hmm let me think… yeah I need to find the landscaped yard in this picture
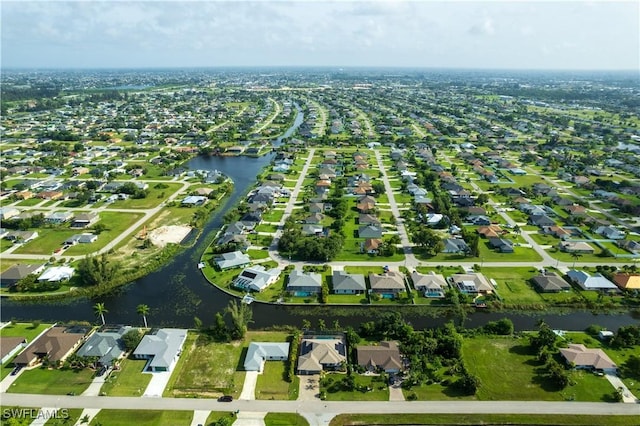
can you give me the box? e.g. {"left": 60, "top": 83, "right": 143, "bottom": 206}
{"left": 265, "top": 413, "right": 310, "bottom": 426}
{"left": 89, "top": 410, "right": 193, "bottom": 426}
{"left": 8, "top": 367, "right": 95, "bottom": 395}
{"left": 0, "top": 322, "right": 52, "bottom": 380}
{"left": 462, "top": 337, "right": 616, "bottom": 401}
{"left": 255, "top": 360, "right": 299, "bottom": 400}
{"left": 45, "top": 408, "right": 83, "bottom": 426}
{"left": 321, "top": 373, "right": 389, "bottom": 401}
{"left": 100, "top": 357, "right": 151, "bottom": 396}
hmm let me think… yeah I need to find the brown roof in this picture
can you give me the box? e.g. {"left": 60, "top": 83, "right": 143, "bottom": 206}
{"left": 477, "top": 225, "right": 503, "bottom": 238}
{"left": 612, "top": 274, "right": 640, "bottom": 290}
{"left": 0, "top": 336, "right": 27, "bottom": 360}
{"left": 356, "top": 341, "right": 402, "bottom": 372}
{"left": 13, "top": 326, "right": 86, "bottom": 366}
{"left": 364, "top": 239, "right": 382, "bottom": 251}
{"left": 559, "top": 344, "right": 616, "bottom": 370}
{"left": 369, "top": 272, "right": 405, "bottom": 291}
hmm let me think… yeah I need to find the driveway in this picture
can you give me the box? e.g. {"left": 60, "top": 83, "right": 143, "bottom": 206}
{"left": 233, "top": 411, "right": 267, "bottom": 426}
{"left": 240, "top": 370, "right": 259, "bottom": 400}
{"left": 81, "top": 368, "right": 111, "bottom": 396}
{"left": 298, "top": 375, "right": 320, "bottom": 401}
{"left": 142, "top": 371, "right": 172, "bottom": 397}
{"left": 605, "top": 373, "right": 639, "bottom": 403}
{"left": 190, "top": 410, "right": 210, "bottom": 426}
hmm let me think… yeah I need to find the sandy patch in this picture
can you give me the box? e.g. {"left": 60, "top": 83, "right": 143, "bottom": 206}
{"left": 149, "top": 225, "right": 192, "bottom": 247}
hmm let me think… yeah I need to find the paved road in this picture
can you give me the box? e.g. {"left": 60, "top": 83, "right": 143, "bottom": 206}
{"left": 2, "top": 394, "right": 638, "bottom": 416}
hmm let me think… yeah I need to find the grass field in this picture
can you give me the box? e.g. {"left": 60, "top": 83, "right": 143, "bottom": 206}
{"left": 8, "top": 367, "right": 95, "bottom": 395}
{"left": 329, "top": 414, "right": 640, "bottom": 426}
{"left": 89, "top": 410, "right": 193, "bottom": 426}
{"left": 462, "top": 337, "right": 615, "bottom": 401}
{"left": 481, "top": 267, "right": 544, "bottom": 304}
{"left": 100, "top": 358, "right": 151, "bottom": 396}
{"left": 265, "top": 413, "right": 310, "bottom": 426}
{"left": 164, "top": 332, "right": 245, "bottom": 398}
{"left": 44, "top": 408, "right": 83, "bottom": 426}
{"left": 104, "top": 182, "right": 184, "bottom": 209}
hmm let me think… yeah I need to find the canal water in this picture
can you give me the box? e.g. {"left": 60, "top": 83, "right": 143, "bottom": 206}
{"left": 1, "top": 104, "right": 638, "bottom": 332}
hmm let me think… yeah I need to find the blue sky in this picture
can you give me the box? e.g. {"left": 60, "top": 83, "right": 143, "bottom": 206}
{"left": 2, "top": 1, "right": 638, "bottom": 70}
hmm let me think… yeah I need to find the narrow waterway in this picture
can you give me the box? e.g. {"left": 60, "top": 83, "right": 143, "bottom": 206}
{"left": 1, "top": 103, "right": 638, "bottom": 331}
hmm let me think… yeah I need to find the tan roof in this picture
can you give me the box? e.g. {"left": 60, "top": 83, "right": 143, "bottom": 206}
{"left": 559, "top": 344, "right": 616, "bottom": 370}
{"left": 13, "top": 326, "right": 86, "bottom": 366}
{"left": 356, "top": 341, "right": 402, "bottom": 371}
{"left": 369, "top": 272, "right": 405, "bottom": 290}
{"left": 612, "top": 274, "right": 640, "bottom": 290}
{"left": 477, "top": 225, "right": 502, "bottom": 238}
{"left": 297, "top": 338, "right": 346, "bottom": 372}
{"left": 364, "top": 239, "right": 382, "bottom": 251}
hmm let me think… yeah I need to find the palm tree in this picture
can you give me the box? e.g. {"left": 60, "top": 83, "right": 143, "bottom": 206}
{"left": 93, "top": 302, "right": 108, "bottom": 326}
{"left": 137, "top": 304, "right": 149, "bottom": 328}
{"left": 570, "top": 252, "right": 582, "bottom": 268}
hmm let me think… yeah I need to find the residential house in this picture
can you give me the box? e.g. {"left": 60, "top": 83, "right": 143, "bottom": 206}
{"left": 566, "top": 270, "right": 618, "bottom": 292}
{"left": 181, "top": 195, "right": 208, "bottom": 207}
{"left": 559, "top": 344, "right": 616, "bottom": 373}
{"left": 362, "top": 238, "right": 382, "bottom": 254}
{"left": 488, "top": 237, "right": 514, "bottom": 253}
{"left": 71, "top": 212, "right": 99, "bottom": 229}
{"left": 233, "top": 265, "right": 281, "bottom": 292}
{"left": 411, "top": 271, "right": 447, "bottom": 298}
{"left": 304, "top": 213, "right": 323, "bottom": 224}
{"left": 356, "top": 341, "right": 403, "bottom": 373}
{"left": 542, "top": 225, "right": 572, "bottom": 240}
{"left": 286, "top": 270, "right": 323, "bottom": 295}
{"left": 358, "top": 225, "right": 382, "bottom": 239}
{"left": 297, "top": 335, "right": 347, "bottom": 374}
{"left": 133, "top": 328, "right": 188, "bottom": 372}
{"left": 4, "top": 230, "right": 39, "bottom": 243}
{"left": 449, "top": 273, "right": 495, "bottom": 294}
{"left": 215, "top": 251, "right": 251, "bottom": 270}
{"left": 0, "top": 263, "right": 46, "bottom": 287}
{"left": 558, "top": 241, "right": 595, "bottom": 254}
{"left": 356, "top": 198, "right": 376, "bottom": 214}
{"left": 64, "top": 234, "right": 98, "bottom": 245}
{"left": 0, "top": 337, "right": 27, "bottom": 365}
{"left": 243, "top": 342, "right": 290, "bottom": 372}
{"left": 45, "top": 211, "right": 74, "bottom": 224}
{"left": 617, "top": 239, "right": 640, "bottom": 254}
{"left": 13, "top": 326, "right": 88, "bottom": 367}
{"left": 358, "top": 214, "right": 381, "bottom": 227}
{"left": 531, "top": 272, "right": 571, "bottom": 293}
{"left": 302, "top": 224, "right": 324, "bottom": 236}
{"left": 332, "top": 271, "right": 366, "bottom": 294}
{"left": 594, "top": 226, "right": 625, "bottom": 240}
{"left": 477, "top": 225, "right": 503, "bottom": 238}
{"left": 564, "top": 205, "right": 587, "bottom": 216}
{"left": 442, "top": 238, "right": 470, "bottom": 254}
{"left": 0, "top": 207, "right": 20, "bottom": 221}
{"left": 368, "top": 272, "right": 406, "bottom": 297}
{"left": 76, "top": 326, "right": 133, "bottom": 367}
{"left": 529, "top": 214, "right": 556, "bottom": 228}
{"left": 612, "top": 274, "right": 640, "bottom": 291}
{"left": 37, "top": 266, "right": 74, "bottom": 283}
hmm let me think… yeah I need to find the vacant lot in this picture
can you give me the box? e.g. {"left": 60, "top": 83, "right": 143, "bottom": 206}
{"left": 255, "top": 360, "right": 299, "bottom": 400}
{"left": 8, "top": 367, "right": 94, "bottom": 395}
{"left": 321, "top": 373, "right": 389, "bottom": 401}
{"left": 164, "top": 332, "right": 245, "bottom": 398}
{"left": 89, "top": 410, "right": 192, "bottom": 426}
{"left": 329, "top": 414, "right": 640, "bottom": 426}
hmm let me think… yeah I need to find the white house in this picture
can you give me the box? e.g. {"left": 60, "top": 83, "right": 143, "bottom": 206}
{"left": 233, "top": 265, "right": 281, "bottom": 292}
{"left": 214, "top": 251, "right": 251, "bottom": 270}
{"left": 132, "top": 328, "right": 188, "bottom": 372}
{"left": 243, "top": 342, "right": 290, "bottom": 372}
{"left": 37, "top": 266, "right": 74, "bottom": 283}
{"left": 566, "top": 270, "right": 618, "bottom": 292}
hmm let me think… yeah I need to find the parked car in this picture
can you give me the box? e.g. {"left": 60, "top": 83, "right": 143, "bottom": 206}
{"left": 218, "top": 395, "right": 233, "bottom": 402}
{"left": 10, "top": 366, "right": 22, "bottom": 376}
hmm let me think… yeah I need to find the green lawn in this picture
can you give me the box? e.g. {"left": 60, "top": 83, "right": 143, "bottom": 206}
{"left": 8, "top": 367, "right": 95, "bottom": 395}
{"left": 255, "top": 361, "right": 299, "bottom": 400}
{"left": 262, "top": 209, "right": 285, "bottom": 222}
{"left": 164, "top": 332, "right": 245, "bottom": 398}
{"left": 100, "top": 357, "right": 151, "bottom": 396}
{"left": 462, "top": 337, "right": 615, "bottom": 401}
{"left": 45, "top": 408, "right": 83, "bottom": 426}
{"left": 330, "top": 414, "right": 640, "bottom": 426}
{"left": 322, "top": 373, "right": 389, "bottom": 401}
{"left": 89, "top": 410, "right": 193, "bottom": 426}
{"left": 481, "top": 267, "right": 544, "bottom": 304}
{"left": 265, "top": 413, "right": 310, "bottom": 426}
{"left": 104, "top": 182, "right": 184, "bottom": 209}
{"left": 248, "top": 249, "right": 271, "bottom": 260}
{"left": 13, "top": 212, "right": 143, "bottom": 255}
